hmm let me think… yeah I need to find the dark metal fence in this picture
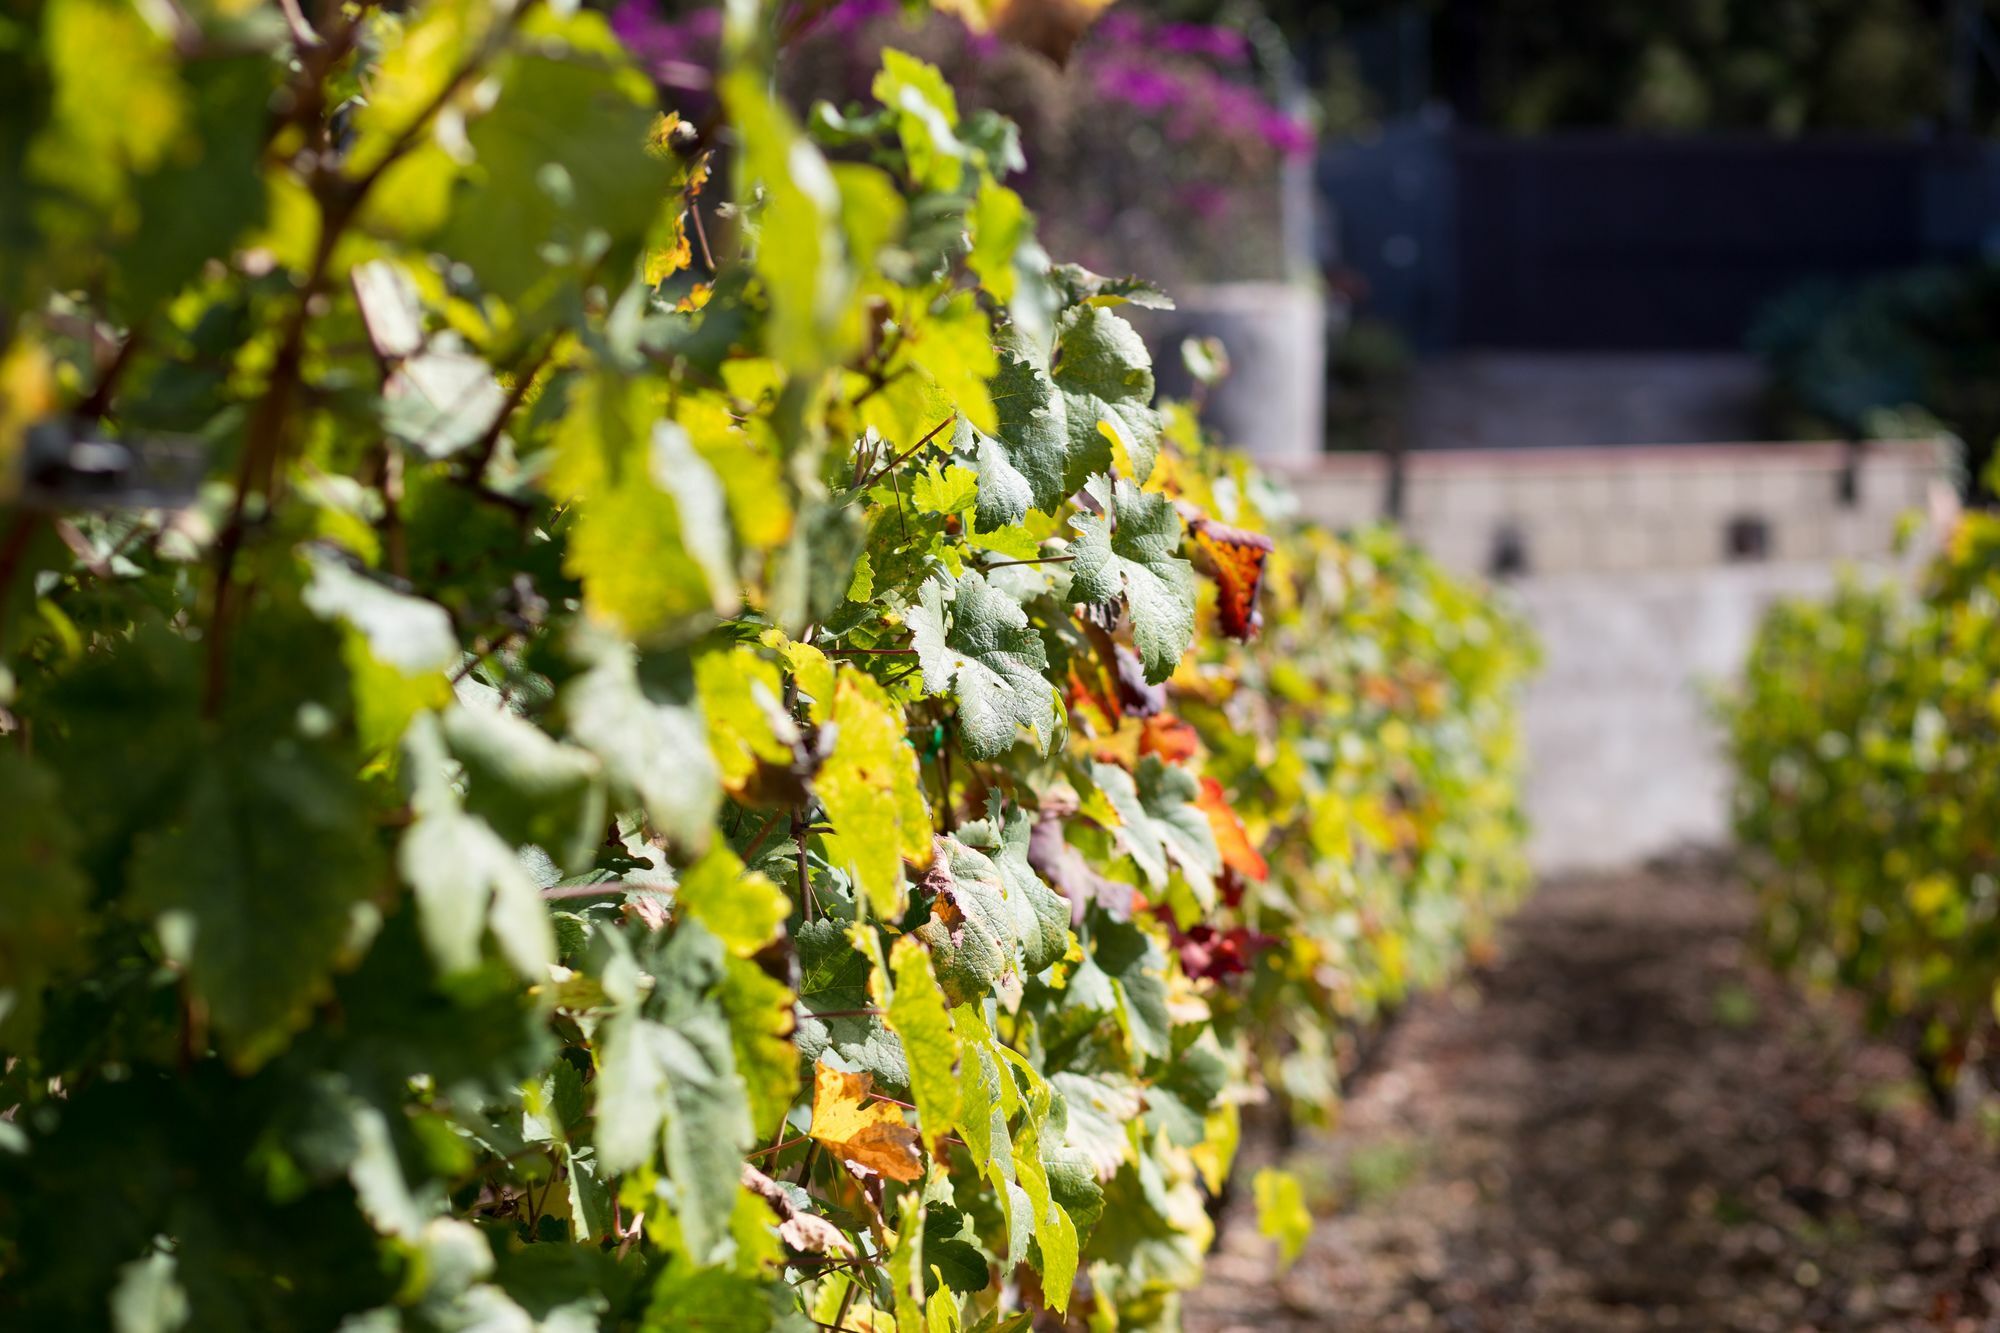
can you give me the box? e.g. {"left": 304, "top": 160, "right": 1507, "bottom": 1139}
{"left": 1323, "top": 124, "right": 2000, "bottom": 352}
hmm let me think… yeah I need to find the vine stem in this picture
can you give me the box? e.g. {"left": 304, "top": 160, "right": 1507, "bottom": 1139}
{"left": 461, "top": 335, "right": 558, "bottom": 484}
{"left": 74, "top": 326, "right": 145, "bottom": 423}
{"left": 853, "top": 415, "right": 953, "bottom": 492}
{"left": 0, "top": 512, "right": 45, "bottom": 656}
{"left": 203, "top": 0, "right": 538, "bottom": 717}
{"left": 743, "top": 1134, "right": 810, "bottom": 1160}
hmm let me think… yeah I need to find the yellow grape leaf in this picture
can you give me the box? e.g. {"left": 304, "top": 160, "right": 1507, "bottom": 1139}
{"left": 886, "top": 936, "right": 961, "bottom": 1152}
{"left": 682, "top": 393, "right": 793, "bottom": 551}
{"left": 760, "top": 629, "right": 837, "bottom": 726}
{"left": 677, "top": 845, "right": 788, "bottom": 957}
{"left": 808, "top": 1063, "right": 923, "bottom": 1182}
{"left": 0, "top": 335, "right": 55, "bottom": 485}
{"left": 1253, "top": 1167, "right": 1312, "bottom": 1269}
{"left": 818, "top": 671, "right": 933, "bottom": 919}
{"left": 694, "top": 644, "right": 794, "bottom": 794}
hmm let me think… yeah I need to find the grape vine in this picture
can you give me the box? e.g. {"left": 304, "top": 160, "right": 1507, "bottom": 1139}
{"left": 1729, "top": 500, "right": 2000, "bottom": 1095}
{"left": 0, "top": 2, "right": 1533, "bottom": 1328}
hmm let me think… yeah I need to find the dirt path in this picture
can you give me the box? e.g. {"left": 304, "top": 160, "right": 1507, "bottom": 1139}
{"left": 1189, "top": 864, "right": 2000, "bottom": 1332}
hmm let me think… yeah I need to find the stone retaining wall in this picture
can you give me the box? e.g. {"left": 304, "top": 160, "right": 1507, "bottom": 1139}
{"left": 1272, "top": 441, "right": 1956, "bottom": 872}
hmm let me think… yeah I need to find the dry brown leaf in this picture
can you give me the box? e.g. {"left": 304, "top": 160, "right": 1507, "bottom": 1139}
{"left": 740, "top": 1163, "right": 858, "bottom": 1257}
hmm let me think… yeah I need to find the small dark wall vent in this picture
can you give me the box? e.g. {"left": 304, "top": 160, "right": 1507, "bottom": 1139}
{"left": 1489, "top": 523, "right": 1530, "bottom": 579}
{"left": 1725, "top": 514, "right": 1771, "bottom": 562}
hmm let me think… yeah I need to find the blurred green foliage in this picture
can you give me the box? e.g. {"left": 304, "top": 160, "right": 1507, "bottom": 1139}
{"left": 1727, "top": 502, "right": 2000, "bottom": 1091}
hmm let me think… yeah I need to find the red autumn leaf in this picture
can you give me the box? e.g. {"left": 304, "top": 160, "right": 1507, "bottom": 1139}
{"left": 1171, "top": 923, "right": 1273, "bottom": 982}
{"left": 1196, "top": 776, "right": 1268, "bottom": 883}
{"left": 1187, "top": 515, "right": 1274, "bottom": 641}
{"left": 1138, "top": 714, "right": 1201, "bottom": 765}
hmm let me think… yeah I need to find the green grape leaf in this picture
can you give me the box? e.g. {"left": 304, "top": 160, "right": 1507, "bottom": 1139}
{"left": 1052, "top": 306, "right": 1164, "bottom": 484}
{"left": 818, "top": 670, "right": 933, "bottom": 920}
{"left": 967, "top": 179, "right": 1030, "bottom": 306}
{"left": 920, "top": 1205, "right": 991, "bottom": 1295}
{"left": 887, "top": 935, "right": 961, "bottom": 1152}
{"left": 909, "top": 572, "right": 1062, "bottom": 761}
{"left": 594, "top": 924, "right": 750, "bottom": 1264}
{"left": 128, "top": 742, "right": 385, "bottom": 1071}
{"left": 1089, "top": 761, "right": 1165, "bottom": 888}
{"left": 549, "top": 375, "right": 736, "bottom": 639}
{"left": 443, "top": 702, "right": 607, "bottom": 873}
{"left": 1091, "top": 918, "right": 1172, "bottom": 1062}
{"left": 400, "top": 714, "right": 555, "bottom": 982}
{"left": 718, "top": 954, "right": 799, "bottom": 1134}
{"left": 969, "top": 353, "right": 1069, "bottom": 527}
{"left": 301, "top": 550, "right": 458, "bottom": 676}
{"left": 796, "top": 919, "right": 909, "bottom": 1093}
{"left": 913, "top": 461, "right": 981, "bottom": 517}
{"left": 381, "top": 338, "right": 508, "bottom": 461}
{"left": 955, "top": 801, "right": 1070, "bottom": 974}
{"left": 1068, "top": 480, "right": 1196, "bottom": 686}
{"left": 908, "top": 826, "right": 1063, "bottom": 1008}
{"left": 1088, "top": 756, "right": 1217, "bottom": 898}
{"left": 438, "top": 15, "right": 669, "bottom": 308}
{"left": 0, "top": 752, "right": 90, "bottom": 1047}
{"left": 1045, "top": 1144, "right": 1108, "bottom": 1233}
{"left": 723, "top": 70, "right": 852, "bottom": 374}
{"left": 905, "top": 291, "right": 998, "bottom": 436}
{"left": 1048, "top": 1070, "right": 1140, "bottom": 1181}
{"left": 645, "top": 1260, "right": 784, "bottom": 1332}
{"left": 694, "top": 644, "right": 797, "bottom": 795}
{"left": 1011, "top": 1095, "right": 1079, "bottom": 1311}
{"left": 563, "top": 638, "right": 721, "bottom": 851}
{"left": 872, "top": 49, "right": 966, "bottom": 194}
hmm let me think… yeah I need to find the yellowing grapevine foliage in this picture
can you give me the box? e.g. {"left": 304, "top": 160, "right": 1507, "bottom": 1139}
{"left": 1729, "top": 506, "right": 2000, "bottom": 1090}
{"left": 0, "top": 2, "right": 1533, "bottom": 1328}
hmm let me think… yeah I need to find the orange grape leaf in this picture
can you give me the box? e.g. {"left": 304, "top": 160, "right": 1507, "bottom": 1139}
{"left": 1187, "top": 515, "right": 1274, "bottom": 641}
{"left": 1138, "top": 714, "right": 1200, "bottom": 765}
{"left": 808, "top": 1062, "right": 924, "bottom": 1182}
{"left": 1196, "top": 776, "right": 1268, "bottom": 883}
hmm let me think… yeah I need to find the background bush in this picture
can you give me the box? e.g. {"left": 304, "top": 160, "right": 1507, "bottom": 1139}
{"left": 1728, "top": 501, "right": 2000, "bottom": 1094}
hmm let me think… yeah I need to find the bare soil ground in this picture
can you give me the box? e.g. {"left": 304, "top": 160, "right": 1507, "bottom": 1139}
{"left": 1188, "top": 864, "right": 2000, "bottom": 1333}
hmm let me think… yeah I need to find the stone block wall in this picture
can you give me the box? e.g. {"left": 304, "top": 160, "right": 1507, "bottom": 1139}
{"left": 1271, "top": 441, "right": 1955, "bottom": 872}
{"left": 1274, "top": 440, "right": 1950, "bottom": 581}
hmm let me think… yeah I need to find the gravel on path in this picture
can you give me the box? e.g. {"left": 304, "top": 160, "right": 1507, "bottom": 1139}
{"left": 1188, "top": 864, "right": 2000, "bottom": 1333}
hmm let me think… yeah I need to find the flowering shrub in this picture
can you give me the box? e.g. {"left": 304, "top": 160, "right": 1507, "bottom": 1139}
{"left": 611, "top": 0, "right": 1316, "bottom": 286}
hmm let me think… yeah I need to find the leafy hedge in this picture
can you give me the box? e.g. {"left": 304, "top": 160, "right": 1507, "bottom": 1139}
{"left": 1728, "top": 508, "right": 2000, "bottom": 1089}
{"left": 0, "top": 1, "right": 1532, "bottom": 1328}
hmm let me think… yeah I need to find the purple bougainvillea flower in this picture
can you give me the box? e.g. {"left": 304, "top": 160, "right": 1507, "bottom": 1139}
{"left": 610, "top": 0, "right": 680, "bottom": 62}
{"left": 1093, "top": 12, "right": 1146, "bottom": 46}
{"left": 1093, "top": 60, "right": 1185, "bottom": 113}
{"left": 1258, "top": 111, "right": 1315, "bottom": 156}
{"left": 1155, "top": 22, "right": 1250, "bottom": 64}
{"left": 1176, "top": 181, "right": 1232, "bottom": 221}
{"left": 825, "top": 0, "right": 898, "bottom": 34}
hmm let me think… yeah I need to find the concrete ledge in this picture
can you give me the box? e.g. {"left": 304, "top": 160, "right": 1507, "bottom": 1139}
{"left": 1270, "top": 439, "right": 1952, "bottom": 578}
